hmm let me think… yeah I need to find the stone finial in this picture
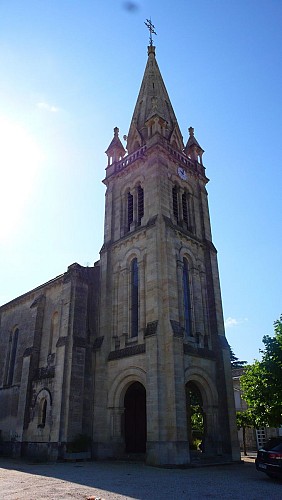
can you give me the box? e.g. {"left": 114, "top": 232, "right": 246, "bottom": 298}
{"left": 148, "top": 45, "right": 156, "bottom": 56}
{"left": 184, "top": 126, "right": 204, "bottom": 164}
{"left": 105, "top": 126, "right": 126, "bottom": 166}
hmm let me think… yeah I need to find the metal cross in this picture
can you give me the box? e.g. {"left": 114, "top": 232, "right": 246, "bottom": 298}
{"left": 145, "top": 18, "right": 157, "bottom": 46}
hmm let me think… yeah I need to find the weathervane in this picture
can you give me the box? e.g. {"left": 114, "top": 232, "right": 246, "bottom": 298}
{"left": 145, "top": 18, "right": 157, "bottom": 46}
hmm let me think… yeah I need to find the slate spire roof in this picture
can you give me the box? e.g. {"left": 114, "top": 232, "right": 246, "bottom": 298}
{"left": 126, "top": 45, "right": 184, "bottom": 154}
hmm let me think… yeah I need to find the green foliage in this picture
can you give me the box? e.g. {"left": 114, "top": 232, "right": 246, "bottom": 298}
{"left": 230, "top": 347, "right": 247, "bottom": 368}
{"left": 190, "top": 438, "right": 202, "bottom": 450}
{"left": 240, "top": 315, "right": 282, "bottom": 428}
{"left": 236, "top": 410, "right": 254, "bottom": 430}
{"left": 191, "top": 405, "right": 204, "bottom": 434}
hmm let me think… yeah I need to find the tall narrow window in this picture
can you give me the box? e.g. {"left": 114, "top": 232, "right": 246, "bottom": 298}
{"left": 49, "top": 312, "right": 59, "bottom": 354}
{"left": 172, "top": 186, "right": 179, "bottom": 223}
{"left": 182, "top": 193, "right": 188, "bottom": 226}
{"left": 183, "top": 259, "right": 191, "bottom": 336}
{"left": 38, "top": 398, "right": 47, "bottom": 428}
{"left": 137, "top": 185, "right": 144, "bottom": 226}
{"left": 131, "top": 258, "right": 139, "bottom": 337}
{"left": 127, "top": 192, "right": 133, "bottom": 231}
{"left": 6, "top": 328, "right": 19, "bottom": 386}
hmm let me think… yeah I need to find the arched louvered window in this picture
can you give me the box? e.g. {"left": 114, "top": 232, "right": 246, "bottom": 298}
{"left": 126, "top": 186, "right": 144, "bottom": 232}
{"left": 131, "top": 258, "right": 139, "bottom": 337}
{"left": 182, "top": 192, "right": 188, "bottom": 226}
{"left": 172, "top": 186, "right": 179, "bottom": 223}
{"left": 6, "top": 328, "right": 19, "bottom": 386}
{"left": 183, "top": 259, "right": 191, "bottom": 336}
{"left": 127, "top": 192, "right": 133, "bottom": 231}
{"left": 137, "top": 185, "right": 144, "bottom": 226}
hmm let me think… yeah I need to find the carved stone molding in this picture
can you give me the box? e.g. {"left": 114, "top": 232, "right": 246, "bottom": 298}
{"left": 108, "top": 343, "right": 145, "bottom": 361}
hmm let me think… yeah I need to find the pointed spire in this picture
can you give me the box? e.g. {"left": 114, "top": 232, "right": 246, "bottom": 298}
{"left": 126, "top": 45, "right": 184, "bottom": 154}
{"left": 105, "top": 127, "right": 126, "bottom": 166}
{"left": 184, "top": 127, "right": 204, "bottom": 164}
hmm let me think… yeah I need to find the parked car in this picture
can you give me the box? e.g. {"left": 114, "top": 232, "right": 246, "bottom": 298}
{"left": 255, "top": 437, "right": 282, "bottom": 479}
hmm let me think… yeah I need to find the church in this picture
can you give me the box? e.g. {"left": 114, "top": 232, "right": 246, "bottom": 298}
{"left": 0, "top": 37, "right": 240, "bottom": 465}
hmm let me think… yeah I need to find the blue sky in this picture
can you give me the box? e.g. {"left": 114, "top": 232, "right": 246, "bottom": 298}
{"left": 0, "top": 0, "right": 281, "bottom": 364}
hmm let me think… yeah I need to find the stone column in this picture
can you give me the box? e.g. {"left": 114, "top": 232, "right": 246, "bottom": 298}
{"left": 203, "top": 405, "right": 220, "bottom": 456}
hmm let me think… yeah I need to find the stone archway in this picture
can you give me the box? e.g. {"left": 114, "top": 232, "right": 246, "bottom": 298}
{"left": 186, "top": 381, "right": 205, "bottom": 451}
{"left": 185, "top": 368, "right": 219, "bottom": 457}
{"left": 124, "top": 381, "right": 146, "bottom": 453}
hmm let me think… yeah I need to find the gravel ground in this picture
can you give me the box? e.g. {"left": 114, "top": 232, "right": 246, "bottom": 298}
{"left": 0, "top": 456, "right": 281, "bottom": 500}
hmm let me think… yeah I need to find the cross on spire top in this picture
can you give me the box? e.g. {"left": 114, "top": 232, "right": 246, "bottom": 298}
{"left": 145, "top": 18, "right": 157, "bottom": 46}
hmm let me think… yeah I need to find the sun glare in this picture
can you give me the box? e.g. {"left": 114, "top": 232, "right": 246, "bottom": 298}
{"left": 0, "top": 116, "right": 43, "bottom": 242}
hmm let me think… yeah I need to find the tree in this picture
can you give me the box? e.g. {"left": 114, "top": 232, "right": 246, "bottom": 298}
{"left": 240, "top": 315, "right": 282, "bottom": 428}
{"left": 236, "top": 410, "right": 254, "bottom": 456}
{"left": 230, "top": 347, "right": 247, "bottom": 368}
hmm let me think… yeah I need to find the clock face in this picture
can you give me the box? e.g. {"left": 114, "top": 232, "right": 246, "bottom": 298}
{"left": 177, "top": 166, "right": 187, "bottom": 180}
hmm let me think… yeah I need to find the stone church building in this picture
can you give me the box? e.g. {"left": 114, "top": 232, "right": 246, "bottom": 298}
{"left": 0, "top": 43, "right": 240, "bottom": 466}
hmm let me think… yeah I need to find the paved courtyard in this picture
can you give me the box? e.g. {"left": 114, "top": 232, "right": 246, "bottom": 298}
{"left": 0, "top": 456, "right": 281, "bottom": 499}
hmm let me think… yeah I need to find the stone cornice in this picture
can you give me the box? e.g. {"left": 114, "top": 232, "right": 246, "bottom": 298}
{"left": 108, "top": 343, "right": 145, "bottom": 361}
{"left": 203, "top": 239, "right": 218, "bottom": 254}
{"left": 163, "top": 215, "right": 203, "bottom": 246}
{"left": 103, "top": 140, "right": 208, "bottom": 184}
{"left": 183, "top": 343, "right": 216, "bottom": 360}
{"left": 101, "top": 216, "right": 158, "bottom": 254}
{"left": 0, "top": 274, "right": 64, "bottom": 311}
{"left": 103, "top": 146, "right": 147, "bottom": 182}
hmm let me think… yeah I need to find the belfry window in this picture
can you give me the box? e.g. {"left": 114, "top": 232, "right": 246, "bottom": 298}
{"left": 172, "top": 186, "right": 179, "bottom": 223}
{"left": 173, "top": 186, "right": 194, "bottom": 232}
{"left": 137, "top": 185, "right": 144, "bottom": 226}
{"left": 182, "top": 191, "right": 194, "bottom": 232}
{"left": 183, "top": 259, "right": 192, "bottom": 336}
{"left": 131, "top": 258, "right": 139, "bottom": 337}
{"left": 5, "top": 328, "right": 19, "bottom": 386}
{"left": 182, "top": 193, "right": 188, "bottom": 226}
{"left": 127, "top": 192, "right": 133, "bottom": 231}
{"left": 126, "top": 185, "right": 144, "bottom": 233}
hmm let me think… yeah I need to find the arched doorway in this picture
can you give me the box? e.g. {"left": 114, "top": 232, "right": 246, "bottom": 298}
{"left": 186, "top": 382, "right": 205, "bottom": 452}
{"left": 124, "top": 382, "right": 146, "bottom": 453}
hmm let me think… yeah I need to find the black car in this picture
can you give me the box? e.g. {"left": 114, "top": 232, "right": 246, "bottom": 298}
{"left": 255, "top": 436, "right": 282, "bottom": 479}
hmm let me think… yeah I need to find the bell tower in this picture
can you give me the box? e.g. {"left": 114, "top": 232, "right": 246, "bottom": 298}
{"left": 93, "top": 38, "right": 240, "bottom": 466}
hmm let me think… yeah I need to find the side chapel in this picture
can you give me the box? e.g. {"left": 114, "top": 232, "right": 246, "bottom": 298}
{"left": 0, "top": 38, "right": 240, "bottom": 465}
